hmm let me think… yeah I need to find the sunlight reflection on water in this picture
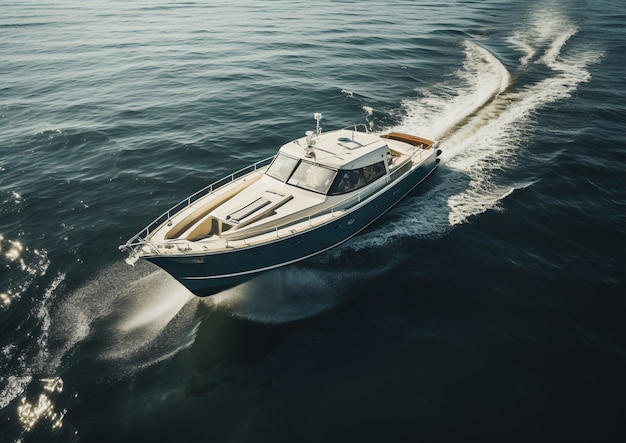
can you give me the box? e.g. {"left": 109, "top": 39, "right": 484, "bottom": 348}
{"left": 17, "top": 377, "right": 65, "bottom": 433}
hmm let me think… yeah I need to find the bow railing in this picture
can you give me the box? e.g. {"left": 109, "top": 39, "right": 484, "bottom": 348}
{"left": 120, "top": 156, "right": 274, "bottom": 251}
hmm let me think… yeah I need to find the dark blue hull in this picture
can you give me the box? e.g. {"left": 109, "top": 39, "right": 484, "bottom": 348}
{"left": 146, "top": 155, "right": 437, "bottom": 296}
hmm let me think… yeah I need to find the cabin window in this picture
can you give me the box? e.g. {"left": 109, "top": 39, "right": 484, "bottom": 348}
{"left": 266, "top": 153, "right": 299, "bottom": 182}
{"left": 287, "top": 160, "right": 337, "bottom": 194}
{"left": 328, "top": 161, "right": 386, "bottom": 195}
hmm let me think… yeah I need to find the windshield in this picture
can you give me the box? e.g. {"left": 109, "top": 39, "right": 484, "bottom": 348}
{"left": 287, "top": 161, "right": 337, "bottom": 194}
{"left": 265, "top": 153, "right": 299, "bottom": 182}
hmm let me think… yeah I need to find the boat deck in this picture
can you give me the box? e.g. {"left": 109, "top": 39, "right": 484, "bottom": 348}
{"left": 122, "top": 129, "right": 438, "bottom": 259}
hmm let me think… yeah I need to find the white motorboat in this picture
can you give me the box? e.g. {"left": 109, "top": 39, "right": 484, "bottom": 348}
{"left": 120, "top": 114, "right": 441, "bottom": 296}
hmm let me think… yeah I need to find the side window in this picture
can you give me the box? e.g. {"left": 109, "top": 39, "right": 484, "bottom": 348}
{"left": 328, "top": 161, "right": 386, "bottom": 195}
{"left": 329, "top": 170, "right": 363, "bottom": 195}
{"left": 363, "top": 161, "right": 386, "bottom": 184}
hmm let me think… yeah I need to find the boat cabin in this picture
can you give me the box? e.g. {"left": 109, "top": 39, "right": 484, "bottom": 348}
{"left": 265, "top": 128, "right": 396, "bottom": 196}
{"left": 153, "top": 122, "right": 433, "bottom": 243}
{"left": 199, "top": 128, "right": 416, "bottom": 239}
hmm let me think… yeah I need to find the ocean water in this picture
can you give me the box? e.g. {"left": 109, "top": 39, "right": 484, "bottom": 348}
{"left": 1, "top": 0, "right": 624, "bottom": 441}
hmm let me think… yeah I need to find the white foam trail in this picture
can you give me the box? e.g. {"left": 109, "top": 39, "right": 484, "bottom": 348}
{"left": 397, "top": 41, "right": 511, "bottom": 142}
{"left": 508, "top": 31, "right": 535, "bottom": 68}
{"left": 349, "top": 40, "right": 515, "bottom": 247}
{"left": 117, "top": 274, "right": 192, "bottom": 333}
{"left": 507, "top": 6, "right": 579, "bottom": 70}
{"left": 539, "top": 28, "right": 577, "bottom": 68}
{"left": 349, "top": 12, "right": 601, "bottom": 249}
{"left": 98, "top": 274, "right": 196, "bottom": 366}
{"left": 0, "top": 375, "right": 32, "bottom": 410}
{"left": 42, "top": 262, "right": 198, "bottom": 379}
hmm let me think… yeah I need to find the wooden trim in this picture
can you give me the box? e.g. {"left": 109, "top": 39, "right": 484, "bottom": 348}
{"left": 381, "top": 132, "right": 434, "bottom": 148}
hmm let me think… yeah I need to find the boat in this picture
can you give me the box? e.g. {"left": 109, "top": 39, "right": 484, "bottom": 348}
{"left": 120, "top": 114, "right": 441, "bottom": 296}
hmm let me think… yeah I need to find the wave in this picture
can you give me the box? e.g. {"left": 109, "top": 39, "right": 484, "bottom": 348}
{"left": 49, "top": 262, "right": 198, "bottom": 377}
{"left": 0, "top": 261, "right": 199, "bottom": 414}
{"left": 0, "top": 270, "right": 60, "bottom": 412}
{"left": 506, "top": 6, "right": 580, "bottom": 70}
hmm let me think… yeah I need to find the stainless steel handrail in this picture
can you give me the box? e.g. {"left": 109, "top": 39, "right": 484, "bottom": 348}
{"left": 122, "top": 166, "right": 405, "bottom": 256}
{"left": 341, "top": 123, "right": 369, "bottom": 133}
{"left": 120, "top": 156, "right": 275, "bottom": 251}
{"left": 122, "top": 187, "right": 364, "bottom": 254}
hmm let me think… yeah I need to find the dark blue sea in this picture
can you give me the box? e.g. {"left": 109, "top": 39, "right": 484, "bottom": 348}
{"left": 1, "top": 0, "right": 624, "bottom": 441}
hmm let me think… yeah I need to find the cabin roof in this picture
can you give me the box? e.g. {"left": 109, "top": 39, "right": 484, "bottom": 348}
{"left": 278, "top": 129, "right": 390, "bottom": 170}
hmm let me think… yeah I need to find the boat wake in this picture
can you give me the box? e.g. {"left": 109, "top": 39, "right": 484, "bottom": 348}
{"left": 349, "top": 8, "right": 602, "bottom": 249}
{"left": 205, "top": 268, "right": 345, "bottom": 324}
{"left": 0, "top": 261, "right": 199, "bottom": 427}
{"left": 48, "top": 261, "right": 198, "bottom": 377}
{"left": 204, "top": 256, "right": 396, "bottom": 324}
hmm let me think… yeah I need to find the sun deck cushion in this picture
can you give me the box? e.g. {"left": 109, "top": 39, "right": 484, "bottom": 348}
{"left": 227, "top": 197, "right": 272, "bottom": 223}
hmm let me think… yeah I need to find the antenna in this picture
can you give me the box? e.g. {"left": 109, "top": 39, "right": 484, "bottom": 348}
{"left": 314, "top": 113, "right": 322, "bottom": 135}
{"left": 304, "top": 113, "right": 322, "bottom": 158}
